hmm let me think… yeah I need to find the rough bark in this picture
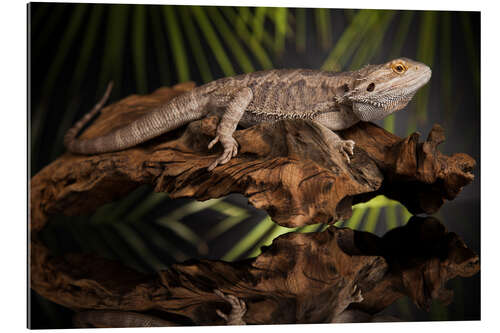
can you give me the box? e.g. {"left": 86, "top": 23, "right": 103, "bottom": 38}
{"left": 29, "top": 83, "right": 478, "bottom": 326}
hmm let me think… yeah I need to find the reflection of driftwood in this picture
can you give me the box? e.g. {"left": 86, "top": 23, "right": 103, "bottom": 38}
{"left": 31, "top": 217, "right": 478, "bottom": 326}
{"left": 29, "top": 84, "right": 478, "bottom": 326}
{"left": 30, "top": 83, "right": 474, "bottom": 231}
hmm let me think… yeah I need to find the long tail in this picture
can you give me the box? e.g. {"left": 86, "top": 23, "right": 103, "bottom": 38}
{"left": 64, "top": 83, "right": 210, "bottom": 154}
{"left": 73, "top": 310, "right": 179, "bottom": 328}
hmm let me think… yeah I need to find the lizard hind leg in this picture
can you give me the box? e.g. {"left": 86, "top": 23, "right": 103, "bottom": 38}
{"left": 207, "top": 87, "right": 253, "bottom": 171}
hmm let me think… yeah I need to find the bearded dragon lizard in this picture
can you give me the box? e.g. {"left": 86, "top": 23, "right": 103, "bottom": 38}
{"left": 65, "top": 58, "right": 431, "bottom": 170}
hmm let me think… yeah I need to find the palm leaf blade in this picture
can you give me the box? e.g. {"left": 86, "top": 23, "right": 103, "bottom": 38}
{"left": 191, "top": 6, "right": 235, "bottom": 77}
{"left": 163, "top": 6, "right": 190, "bottom": 82}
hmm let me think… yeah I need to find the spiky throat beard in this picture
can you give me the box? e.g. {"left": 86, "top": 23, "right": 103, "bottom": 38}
{"left": 351, "top": 92, "right": 415, "bottom": 121}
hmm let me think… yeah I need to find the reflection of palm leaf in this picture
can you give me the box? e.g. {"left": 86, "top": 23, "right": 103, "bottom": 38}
{"left": 341, "top": 195, "right": 412, "bottom": 233}
{"left": 222, "top": 216, "right": 274, "bottom": 261}
{"left": 205, "top": 201, "right": 250, "bottom": 240}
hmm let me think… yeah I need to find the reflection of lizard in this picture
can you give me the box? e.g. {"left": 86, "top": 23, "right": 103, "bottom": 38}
{"left": 72, "top": 290, "right": 247, "bottom": 327}
{"left": 72, "top": 287, "right": 395, "bottom": 327}
{"left": 65, "top": 58, "right": 431, "bottom": 170}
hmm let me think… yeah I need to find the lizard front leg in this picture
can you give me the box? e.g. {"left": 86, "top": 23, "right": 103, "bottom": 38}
{"left": 207, "top": 87, "right": 253, "bottom": 171}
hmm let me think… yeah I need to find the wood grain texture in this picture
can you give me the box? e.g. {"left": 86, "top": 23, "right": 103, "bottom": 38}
{"left": 29, "top": 84, "right": 478, "bottom": 325}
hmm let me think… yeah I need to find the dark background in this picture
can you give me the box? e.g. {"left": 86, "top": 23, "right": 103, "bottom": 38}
{"left": 29, "top": 3, "right": 480, "bottom": 328}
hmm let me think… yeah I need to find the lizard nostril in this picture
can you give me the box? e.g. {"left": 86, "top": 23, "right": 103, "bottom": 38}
{"left": 367, "top": 83, "right": 375, "bottom": 92}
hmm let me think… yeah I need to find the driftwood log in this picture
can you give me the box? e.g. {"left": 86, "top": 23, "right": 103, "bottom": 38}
{"left": 29, "top": 83, "right": 478, "bottom": 326}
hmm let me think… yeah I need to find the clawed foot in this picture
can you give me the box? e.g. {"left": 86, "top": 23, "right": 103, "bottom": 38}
{"left": 335, "top": 139, "right": 355, "bottom": 163}
{"left": 207, "top": 135, "right": 239, "bottom": 171}
{"left": 214, "top": 289, "right": 247, "bottom": 325}
{"left": 350, "top": 283, "right": 363, "bottom": 303}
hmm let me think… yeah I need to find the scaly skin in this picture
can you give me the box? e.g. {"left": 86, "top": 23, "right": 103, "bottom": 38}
{"left": 64, "top": 58, "right": 431, "bottom": 170}
{"left": 72, "top": 290, "right": 247, "bottom": 327}
{"left": 72, "top": 310, "right": 177, "bottom": 328}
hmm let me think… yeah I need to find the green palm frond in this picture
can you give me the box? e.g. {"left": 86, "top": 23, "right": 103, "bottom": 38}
{"left": 220, "top": 7, "right": 273, "bottom": 69}
{"left": 150, "top": 7, "right": 171, "bottom": 85}
{"left": 33, "top": 4, "right": 67, "bottom": 54}
{"left": 460, "top": 12, "right": 479, "bottom": 91}
{"left": 440, "top": 12, "right": 454, "bottom": 128}
{"left": 49, "top": 5, "right": 106, "bottom": 160}
{"left": 415, "top": 11, "right": 438, "bottom": 124}
{"left": 322, "top": 9, "right": 381, "bottom": 71}
{"left": 99, "top": 5, "right": 129, "bottom": 92}
{"left": 252, "top": 7, "right": 268, "bottom": 43}
{"left": 295, "top": 8, "right": 307, "bottom": 52}
{"left": 206, "top": 6, "right": 255, "bottom": 73}
{"left": 349, "top": 11, "right": 395, "bottom": 69}
{"left": 315, "top": 8, "right": 332, "bottom": 50}
{"left": 239, "top": 7, "right": 275, "bottom": 48}
{"left": 163, "top": 6, "right": 190, "bottom": 82}
{"left": 191, "top": 6, "right": 236, "bottom": 77}
{"left": 273, "top": 7, "right": 288, "bottom": 54}
{"left": 132, "top": 5, "right": 148, "bottom": 94}
{"left": 179, "top": 7, "right": 213, "bottom": 82}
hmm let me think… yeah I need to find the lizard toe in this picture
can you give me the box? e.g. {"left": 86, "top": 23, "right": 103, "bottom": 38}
{"left": 216, "top": 309, "right": 228, "bottom": 321}
{"left": 338, "top": 140, "right": 355, "bottom": 163}
{"left": 208, "top": 136, "right": 220, "bottom": 150}
{"left": 345, "top": 140, "right": 355, "bottom": 155}
{"left": 343, "top": 151, "right": 351, "bottom": 163}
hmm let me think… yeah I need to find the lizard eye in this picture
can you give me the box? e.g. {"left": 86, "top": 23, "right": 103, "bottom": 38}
{"left": 392, "top": 63, "right": 407, "bottom": 74}
{"left": 367, "top": 82, "right": 375, "bottom": 92}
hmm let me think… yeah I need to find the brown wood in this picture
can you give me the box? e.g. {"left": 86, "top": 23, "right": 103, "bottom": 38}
{"left": 30, "top": 217, "right": 478, "bottom": 325}
{"left": 29, "top": 84, "right": 478, "bottom": 325}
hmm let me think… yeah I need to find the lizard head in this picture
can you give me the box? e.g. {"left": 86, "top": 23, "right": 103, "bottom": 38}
{"left": 344, "top": 58, "right": 432, "bottom": 121}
